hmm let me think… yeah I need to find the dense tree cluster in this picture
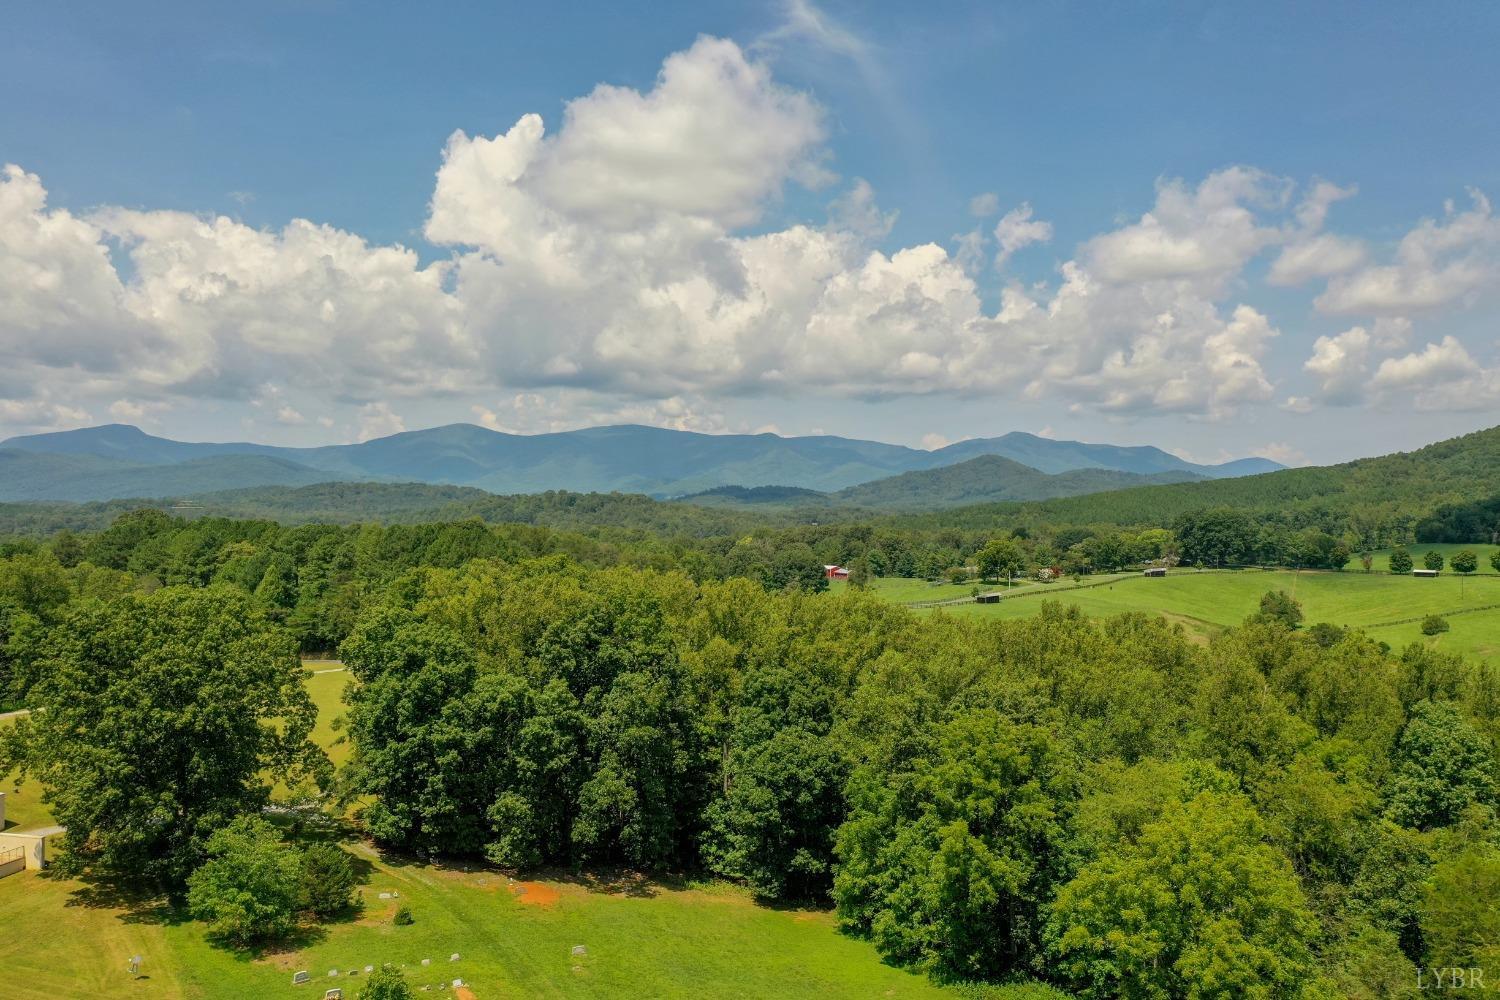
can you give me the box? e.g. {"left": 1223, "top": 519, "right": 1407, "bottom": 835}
{"left": 325, "top": 561, "right": 1498, "bottom": 995}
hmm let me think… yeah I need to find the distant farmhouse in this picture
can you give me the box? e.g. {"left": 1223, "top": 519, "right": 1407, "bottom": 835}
{"left": 823, "top": 565, "right": 850, "bottom": 580}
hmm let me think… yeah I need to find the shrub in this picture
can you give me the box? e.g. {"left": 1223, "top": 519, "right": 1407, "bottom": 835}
{"left": 393, "top": 904, "right": 414, "bottom": 926}
{"left": 1421, "top": 615, "right": 1450, "bottom": 636}
{"left": 1255, "top": 590, "right": 1304, "bottom": 629}
{"left": 1389, "top": 547, "right": 1413, "bottom": 574}
{"left": 186, "top": 817, "right": 303, "bottom": 945}
{"left": 1423, "top": 550, "right": 1445, "bottom": 572}
{"left": 298, "top": 842, "right": 358, "bottom": 918}
{"left": 359, "top": 964, "right": 414, "bottom": 1000}
{"left": 1450, "top": 549, "right": 1478, "bottom": 575}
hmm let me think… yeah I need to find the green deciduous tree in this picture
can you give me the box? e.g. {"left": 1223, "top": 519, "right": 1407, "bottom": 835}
{"left": 186, "top": 816, "right": 304, "bottom": 945}
{"left": 834, "top": 711, "right": 1077, "bottom": 979}
{"left": 1390, "top": 547, "right": 1414, "bottom": 575}
{"left": 703, "top": 726, "right": 847, "bottom": 900}
{"left": 1385, "top": 700, "right": 1497, "bottom": 829}
{"left": 1048, "top": 792, "right": 1320, "bottom": 999}
{"left": 1254, "top": 589, "right": 1304, "bottom": 629}
{"left": 6, "top": 588, "right": 325, "bottom": 888}
{"left": 1424, "top": 550, "right": 1445, "bottom": 572}
{"left": 977, "top": 537, "right": 1027, "bottom": 583}
{"left": 1419, "top": 843, "right": 1500, "bottom": 972}
{"left": 1450, "top": 549, "right": 1478, "bottom": 575}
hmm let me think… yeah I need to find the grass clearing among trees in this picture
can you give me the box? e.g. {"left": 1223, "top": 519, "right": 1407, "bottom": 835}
{"left": 0, "top": 665, "right": 957, "bottom": 1000}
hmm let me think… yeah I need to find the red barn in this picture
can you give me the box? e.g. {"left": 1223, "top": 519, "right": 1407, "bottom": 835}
{"left": 824, "top": 565, "right": 850, "bottom": 580}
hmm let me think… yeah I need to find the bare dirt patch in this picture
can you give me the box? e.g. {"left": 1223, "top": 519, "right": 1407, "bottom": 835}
{"left": 511, "top": 880, "right": 561, "bottom": 906}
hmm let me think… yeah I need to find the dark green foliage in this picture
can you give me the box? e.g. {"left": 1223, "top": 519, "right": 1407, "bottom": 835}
{"left": 1416, "top": 494, "right": 1500, "bottom": 543}
{"left": 829, "top": 455, "right": 1199, "bottom": 510}
{"left": 1174, "top": 506, "right": 1256, "bottom": 566}
{"left": 1390, "top": 546, "right": 1414, "bottom": 574}
{"left": 4, "top": 587, "right": 325, "bottom": 888}
{"left": 299, "top": 842, "right": 358, "bottom": 918}
{"left": 392, "top": 905, "right": 414, "bottom": 926}
{"left": 342, "top": 566, "right": 711, "bottom": 870}
{"left": 834, "top": 712, "right": 1078, "bottom": 979}
{"left": 1385, "top": 700, "right": 1496, "bottom": 829}
{"left": 977, "top": 536, "right": 1028, "bottom": 581}
{"left": 186, "top": 817, "right": 304, "bottom": 945}
{"left": 1450, "top": 549, "right": 1478, "bottom": 575}
{"left": 704, "top": 726, "right": 848, "bottom": 900}
{"left": 1424, "top": 550, "right": 1445, "bottom": 572}
{"left": 1421, "top": 615, "right": 1450, "bottom": 636}
{"left": 1420, "top": 844, "right": 1500, "bottom": 971}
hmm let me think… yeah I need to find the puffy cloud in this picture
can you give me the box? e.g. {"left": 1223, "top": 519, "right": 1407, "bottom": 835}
{"left": 1303, "top": 325, "right": 1374, "bottom": 405}
{"left": 1253, "top": 442, "right": 1309, "bottom": 467}
{"left": 1368, "top": 336, "right": 1500, "bottom": 410}
{"left": 426, "top": 36, "right": 826, "bottom": 254}
{"left": 0, "top": 396, "right": 91, "bottom": 432}
{"left": 109, "top": 398, "right": 171, "bottom": 423}
{"left": 1316, "top": 190, "right": 1500, "bottom": 314}
{"left": 1268, "top": 233, "right": 1368, "bottom": 285}
{"left": 1268, "top": 180, "right": 1365, "bottom": 285}
{"left": 356, "top": 401, "right": 406, "bottom": 441}
{"left": 1082, "top": 168, "right": 1287, "bottom": 288}
{"left": 993, "top": 203, "right": 1052, "bottom": 268}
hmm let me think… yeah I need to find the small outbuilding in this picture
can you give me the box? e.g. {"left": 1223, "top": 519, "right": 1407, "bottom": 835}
{"left": 975, "top": 592, "right": 1001, "bottom": 604}
{"left": 1413, "top": 568, "right": 1440, "bottom": 577}
{"left": 1143, "top": 566, "right": 1168, "bottom": 577}
{"left": 823, "top": 565, "right": 850, "bottom": 580}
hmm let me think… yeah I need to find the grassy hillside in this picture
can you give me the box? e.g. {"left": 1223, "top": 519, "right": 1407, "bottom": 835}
{"left": 931, "top": 568, "right": 1500, "bottom": 660}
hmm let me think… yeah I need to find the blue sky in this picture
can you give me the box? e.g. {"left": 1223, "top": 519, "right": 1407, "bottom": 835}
{"left": 2, "top": 0, "right": 1498, "bottom": 464}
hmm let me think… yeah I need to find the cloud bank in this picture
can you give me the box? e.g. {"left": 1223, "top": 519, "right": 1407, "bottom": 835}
{"left": 1, "top": 36, "right": 1497, "bottom": 439}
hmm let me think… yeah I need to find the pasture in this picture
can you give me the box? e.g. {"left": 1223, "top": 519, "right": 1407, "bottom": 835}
{"left": 926, "top": 567, "right": 1500, "bottom": 661}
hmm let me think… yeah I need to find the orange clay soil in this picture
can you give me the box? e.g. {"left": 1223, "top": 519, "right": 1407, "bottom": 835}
{"left": 510, "top": 880, "right": 561, "bottom": 906}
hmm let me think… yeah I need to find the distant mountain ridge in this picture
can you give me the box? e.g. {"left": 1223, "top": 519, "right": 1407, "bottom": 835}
{"left": 829, "top": 455, "right": 1204, "bottom": 509}
{"left": 0, "top": 422, "right": 1283, "bottom": 503}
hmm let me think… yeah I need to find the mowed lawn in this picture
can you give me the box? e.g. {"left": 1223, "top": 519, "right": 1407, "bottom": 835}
{"left": 1350, "top": 542, "right": 1500, "bottom": 574}
{"left": 0, "top": 664, "right": 955, "bottom": 1000}
{"left": 935, "top": 568, "right": 1500, "bottom": 659}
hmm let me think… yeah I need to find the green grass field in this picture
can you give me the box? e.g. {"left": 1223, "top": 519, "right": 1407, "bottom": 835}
{"left": 1345, "top": 542, "right": 1500, "bottom": 574}
{"left": 0, "top": 663, "right": 955, "bottom": 1000}
{"left": 928, "top": 568, "right": 1500, "bottom": 660}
